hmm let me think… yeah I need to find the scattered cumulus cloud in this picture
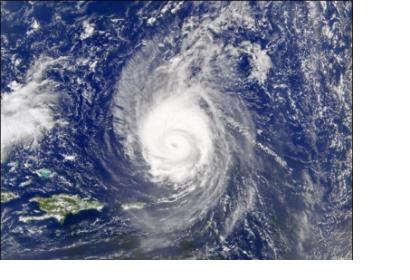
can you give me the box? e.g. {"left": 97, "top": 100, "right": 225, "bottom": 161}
{"left": 80, "top": 20, "right": 95, "bottom": 40}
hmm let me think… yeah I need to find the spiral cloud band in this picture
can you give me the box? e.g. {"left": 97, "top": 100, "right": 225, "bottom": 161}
{"left": 113, "top": 23, "right": 257, "bottom": 236}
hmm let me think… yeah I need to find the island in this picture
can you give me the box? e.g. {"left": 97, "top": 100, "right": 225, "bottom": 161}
{"left": 20, "top": 194, "right": 104, "bottom": 224}
{"left": 121, "top": 201, "right": 146, "bottom": 211}
{"left": 1, "top": 190, "right": 19, "bottom": 204}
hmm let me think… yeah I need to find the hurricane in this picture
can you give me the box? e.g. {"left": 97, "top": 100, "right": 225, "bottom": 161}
{"left": 113, "top": 26, "right": 258, "bottom": 241}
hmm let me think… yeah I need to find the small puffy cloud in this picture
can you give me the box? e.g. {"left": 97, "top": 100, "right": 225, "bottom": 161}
{"left": 241, "top": 41, "right": 272, "bottom": 85}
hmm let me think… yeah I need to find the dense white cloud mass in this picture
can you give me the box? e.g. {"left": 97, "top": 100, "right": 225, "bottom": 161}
{"left": 1, "top": 57, "right": 60, "bottom": 162}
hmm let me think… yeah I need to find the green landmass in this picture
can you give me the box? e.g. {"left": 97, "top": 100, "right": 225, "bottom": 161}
{"left": 23, "top": 194, "right": 104, "bottom": 224}
{"left": 121, "top": 201, "right": 146, "bottom": 211}
{"left": 1, "top": 190, "right": 19, "bottom": 204}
